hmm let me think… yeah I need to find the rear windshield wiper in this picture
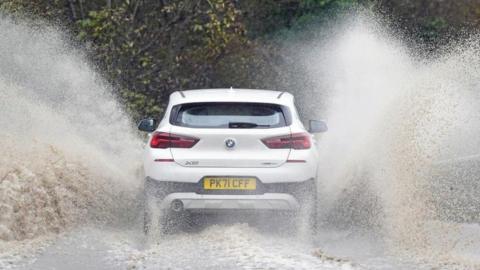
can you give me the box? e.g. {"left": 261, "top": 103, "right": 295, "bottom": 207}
{"left": 228, "top": 122, "right": 270, "bottom": 128}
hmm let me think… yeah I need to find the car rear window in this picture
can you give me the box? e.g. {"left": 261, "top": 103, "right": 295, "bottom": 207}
{"left": 170, "top": 102, "right": 288, "bottom": 128}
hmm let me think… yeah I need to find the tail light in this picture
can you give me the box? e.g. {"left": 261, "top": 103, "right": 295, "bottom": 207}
{"left": 150, "top": 132, "right": 199, "bottom": 148}
{"left": 261, "top": 132, "right": 311, "bottom": 150}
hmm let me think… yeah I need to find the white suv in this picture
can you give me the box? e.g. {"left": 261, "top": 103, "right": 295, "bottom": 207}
{"left": 138, "top": 89, "right": 327, "bottom": 233}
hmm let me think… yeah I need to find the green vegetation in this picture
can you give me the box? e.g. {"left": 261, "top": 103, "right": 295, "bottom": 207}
{"left": 1, "top": 0, "right": 479, "bottom": 119}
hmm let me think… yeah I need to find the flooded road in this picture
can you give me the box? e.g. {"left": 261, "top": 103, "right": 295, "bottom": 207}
{"left": 1, "top": 12, "right": 480, "bottom": 270}
{"left": 3, "top": 221, "right": 480, "bottom": 270}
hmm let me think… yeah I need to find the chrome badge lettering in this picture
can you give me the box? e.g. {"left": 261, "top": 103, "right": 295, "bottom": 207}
{"left": 185, "top": 161, "right": 199, "bottom": 166}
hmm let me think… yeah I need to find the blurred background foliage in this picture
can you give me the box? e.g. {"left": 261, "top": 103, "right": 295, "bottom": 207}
{"left": 1, "top": 0, "right": 479, "bottom": 120}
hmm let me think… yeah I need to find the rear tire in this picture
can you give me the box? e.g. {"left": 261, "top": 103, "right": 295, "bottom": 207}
{"left": 143, "top": 210, "right": 151, "bottom": 234}
{"left": 144, "top": 194, "right": 184, "bottom": 235}
{"left": 160, "top": 211, "right": 180, "bottom": 234}
{"left": 306, "top": 187, "right": 318, "bottom": 232}
{"left": 161, "top": 210, "right": 197, "bottom": 234}
{"left": 143, "top": 191, "right": 154, "bottom": 235}
{"left": 298, "top": 180, "right": 318, "bottom": 234}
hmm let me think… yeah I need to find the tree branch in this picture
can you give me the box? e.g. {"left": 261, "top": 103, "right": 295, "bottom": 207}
{"left": 68, "top": 0, "right": 77, "bottom": 20}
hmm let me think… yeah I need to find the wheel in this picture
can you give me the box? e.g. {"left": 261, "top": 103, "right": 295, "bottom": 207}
{"left": 159, "top": 211, "right": 180, "bottom": 234}
{"left": 160, "top": 210, "right": 199, "bottom": 234}
{"left": 297, "top": 180, "right": 318, "bottom": 234}
{"left": 143, "top": 190, "right": 154, "bottom": 235}
{"left": 144, "top": 192, "right": 182, "bottom": 235}
{"left": 305, "top": 186, "right": 318, "bottom": 232}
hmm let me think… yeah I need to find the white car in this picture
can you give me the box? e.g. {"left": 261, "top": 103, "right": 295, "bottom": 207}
{"left": 138, "top": 88, "right": 327, "bottom": 233}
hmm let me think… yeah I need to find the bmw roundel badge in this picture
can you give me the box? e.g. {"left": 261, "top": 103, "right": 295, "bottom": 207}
{"left": 225, "top": 138, "right": 236, "bottom": 149}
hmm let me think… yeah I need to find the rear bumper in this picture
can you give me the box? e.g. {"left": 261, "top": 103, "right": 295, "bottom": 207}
{"left": 145, "top": 177, "right": 315, "bottom": 212}
{"left": 160, "top": 192, "right": 300, "bottom": 211}
{"left": 143, "top": 155, "right": 317, "bottom": 184}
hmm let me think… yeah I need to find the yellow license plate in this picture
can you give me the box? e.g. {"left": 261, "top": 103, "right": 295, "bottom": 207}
{"left": 203, "top": 177, "right": 257, "bottom": 190}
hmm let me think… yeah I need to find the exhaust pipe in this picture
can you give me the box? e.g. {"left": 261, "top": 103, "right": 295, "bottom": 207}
{"left": 171, "top": 199, "right": 184, "bottom": 212}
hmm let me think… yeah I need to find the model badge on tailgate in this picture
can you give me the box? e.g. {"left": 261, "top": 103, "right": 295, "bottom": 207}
{"left": 185, "top": 161, "right": 199, "bottom": 166}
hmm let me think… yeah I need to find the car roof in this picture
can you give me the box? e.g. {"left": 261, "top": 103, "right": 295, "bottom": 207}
{"left": 169, "top": 88, "right": 294, "bottom": 106}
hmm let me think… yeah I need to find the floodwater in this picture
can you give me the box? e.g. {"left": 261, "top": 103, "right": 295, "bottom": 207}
{"left": 1, "top": 13, "right": 480, "bottom": 270}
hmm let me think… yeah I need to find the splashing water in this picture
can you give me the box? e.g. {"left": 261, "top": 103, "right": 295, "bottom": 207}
{"left": 0, "top": 15, "right": 143, "bottom": 241}
{"left": 2, "top": 10, "right": 480, "bottom": 269}
{"left": 303, "top": 16, "right": 480, "bottom": 264}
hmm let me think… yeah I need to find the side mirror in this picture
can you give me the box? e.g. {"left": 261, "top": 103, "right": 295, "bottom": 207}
{"left": 309, "top": 120, "right": 328, "bottom": 133}
{"left": 138, "top": 118, "right": 157, "bottom": 132}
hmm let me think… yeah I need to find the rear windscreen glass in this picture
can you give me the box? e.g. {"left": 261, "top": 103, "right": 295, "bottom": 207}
{"left": 170, "top": 102, "right": 288, "bottom": 128}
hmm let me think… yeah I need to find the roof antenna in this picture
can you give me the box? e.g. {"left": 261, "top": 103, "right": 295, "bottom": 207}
{"left": 229, "top": 86, "right": 235, "bottom": 92}
{"left": 179, "top": 90, "right": 186, "bottom": 98}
